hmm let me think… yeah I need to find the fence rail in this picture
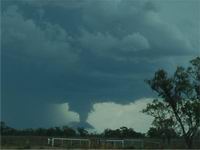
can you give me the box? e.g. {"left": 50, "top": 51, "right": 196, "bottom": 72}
{"left": 48, "top": 137, "right": 149, "bottom": 149}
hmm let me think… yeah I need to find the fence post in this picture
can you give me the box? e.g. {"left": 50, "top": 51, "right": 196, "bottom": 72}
{"left": 141, "top": 139, "right": 144, "bottom": 149}
{"left": 70, "top": 139, "right": 72, "bottom": 148}
{"left": 122, "top": 140, "right": 124, "bottom": 148}
{"left": 88, "top": 139, "right": 91, "bottom": 149}
{"left": 52, "top": 138, "right": 54, "bottom": 147}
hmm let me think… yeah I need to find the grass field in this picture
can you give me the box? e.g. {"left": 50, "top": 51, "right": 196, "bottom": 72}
{"left": 1, "top": 136, "right": 200, "bottom": 149}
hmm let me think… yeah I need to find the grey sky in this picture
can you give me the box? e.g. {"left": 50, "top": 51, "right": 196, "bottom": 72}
{"left": 1, "top": 0, "right": 200, "bottom": 130}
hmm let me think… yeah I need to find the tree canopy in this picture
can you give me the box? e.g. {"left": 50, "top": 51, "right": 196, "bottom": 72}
{"left": 143, "top": 57, "right": 200, "bottom": 148}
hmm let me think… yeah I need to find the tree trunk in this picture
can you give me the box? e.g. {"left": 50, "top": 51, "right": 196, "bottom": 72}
{"left": 185, "top": 136, "right": 193, "bottom": 149}
{"left": 171, "top": 107, "right": 194, "bottom": 148}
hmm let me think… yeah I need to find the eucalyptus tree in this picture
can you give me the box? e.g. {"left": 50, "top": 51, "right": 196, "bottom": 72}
{"left": 143, "top": 57, "right": 200, "bottom": 148}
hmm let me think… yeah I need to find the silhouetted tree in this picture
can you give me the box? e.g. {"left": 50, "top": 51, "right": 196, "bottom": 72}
{"left": 147, "top": 127, "right": 178, "bottom": 144}
{"left": 103, "top": 127, "right": 144, "bottom": 138}
{"left": 104, "top": 128, "right": 121, "bottom": 138}
{"left": 144, "top": 57, "right": 200, "bottom": 148}
{"left": 35, "top": 128, "right": 47, "bottom": 136}
{"left": 77, "top": 127, "right": 88, "bottom": 137}
{"left": 62, "top": 126, "right": 76, "bottom": 137}
{"left": 147, "top": 127, "right": 161, "bottom": 138}
{"left": 143, "top": 99, "right": 177, "bottom": 143}
{"left": 0, "top": 121, "right": 17, "bottom": 135}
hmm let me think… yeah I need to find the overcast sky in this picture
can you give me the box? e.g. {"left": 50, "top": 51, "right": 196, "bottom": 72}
{"left": 1, "top": 0, "right": 200, "bottom": 133}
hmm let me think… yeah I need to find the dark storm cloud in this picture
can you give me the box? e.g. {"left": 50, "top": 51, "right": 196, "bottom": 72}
{"left": 2, "top": 0, "right": 199, "bottom": 128}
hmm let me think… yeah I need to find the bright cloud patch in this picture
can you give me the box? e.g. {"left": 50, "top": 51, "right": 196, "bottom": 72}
{"left": 45, "top": 103, "right": 80, "bottom": 127}
{"left": 86, "top": 98, "right": 154, "bottom": 133}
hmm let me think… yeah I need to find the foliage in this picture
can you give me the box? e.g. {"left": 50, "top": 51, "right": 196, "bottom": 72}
{"left": 103, "top": 127, "right": 145, "bottom": 138}
{"left": 1, "top": 121, "right": 144, "bottom": 139}
{"left": 0, "top": 121, "right": 77, "bottom": 137}
{"left": 143, "top": 57, "right": 200, "bottom": 148}
{"left": 77, "top": 127, "right": 88, "bottom": 137}
{"left": 147, "top": 127, "right": 178, "bottom": 138}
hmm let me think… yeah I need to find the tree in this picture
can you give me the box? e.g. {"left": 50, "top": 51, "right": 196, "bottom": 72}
{"left": 0, "top": 121, "right": 17, "bottom": 135}
{"left": 62, "top": 126, "right": 76, "bottom": 137}
{"left": 146, "top": 126, "right": 178, "bottom": 145}
{"left": 143, "top": 57, "right": 200, "bottom": 148}
{"left": 147, "top": 127, "right": 161, "bottom": 138}
{"left": 143, "top": 99, "right": 178, "bottom": 144}
{"left": 103, "top": 127, "right": 144, "bottom": 138}
{"left": 104, "top": 128, "right": 121, "bottom": 138}
{"left": 77, "top": 127, "right": 88, "bottom": 137}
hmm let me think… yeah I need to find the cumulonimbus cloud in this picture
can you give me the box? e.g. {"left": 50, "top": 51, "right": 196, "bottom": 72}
{"left": 2, "top": 5, "right": 79, "bottom": 68}
{"left": 86, "top": 98, "right": 154, "bottom": 133}
{"left": 44, "top": 103, "right": 80, "bottom": 127}
{"left": 2, "top": 0, "right": 199, "bottom": 128}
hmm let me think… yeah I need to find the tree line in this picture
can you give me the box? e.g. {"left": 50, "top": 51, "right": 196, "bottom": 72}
{"left": 0, "top": 121, "right": 146, "bottom": 138}
{"left": 1, "top": 121, "right": 183, "bottom": 140}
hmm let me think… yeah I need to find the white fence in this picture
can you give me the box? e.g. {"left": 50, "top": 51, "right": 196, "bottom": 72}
{"left": 47, "top": 138, "right": 154, "bottom": 149}
{"left": 48, "top": 137, "right": 91, "bottom": 148}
